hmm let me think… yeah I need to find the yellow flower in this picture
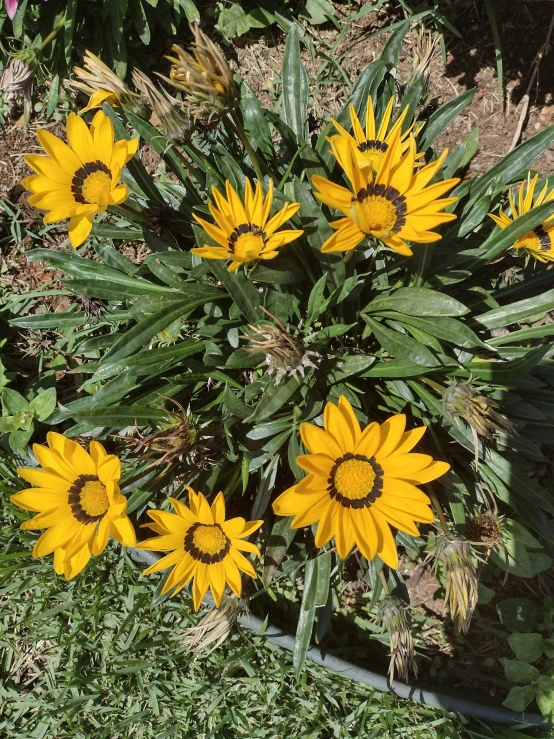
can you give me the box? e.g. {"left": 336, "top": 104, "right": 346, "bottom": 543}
{"left": 22, "top": 110, "right": 138, "bottom": 247}
{"left": 312, "top": 129, "right": 459, "bottom": 257}
{"left": 192, "top": 179, "right": 303, "bottom": 272}
{"left": 72, "top": 50, "right": 133, "bottom": 114}
{"left": 488, "top": 173, "right": 554, "bottom": 262}
{"left": 166, "top": 22, "right": 239, "bottom": 111}
{"left": 273, "top": 396, "right": 449, "bottom": 568}
{"left": 329, "top": 97, "right": 423, "bottom": 178}
{"left": 11, "top": 433, "right": 136, "bottom": 579}
{"left": 137, "top": 488, "right": 263, "bottom": 611}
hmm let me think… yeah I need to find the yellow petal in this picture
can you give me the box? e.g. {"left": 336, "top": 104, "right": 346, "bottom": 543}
{"left": 110, "top": 515, "right": 136, "bottom": 547}
{"left": 68, "top": 211, "right": 95, "bottom": 247}
{"left": 300, "top": 422, "right": 343, "bottom": 459}
{"left": 375, "top": 415, "right": 407, "bottom": 460}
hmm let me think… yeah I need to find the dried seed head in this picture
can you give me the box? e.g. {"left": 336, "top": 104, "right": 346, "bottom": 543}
{"left": 466, "top": 512, "right": 503, "bottom": 549}
{"left": 18, "top": 329, "right": 60, "bottom": 358}
{"left": 164, "top": 22, "right": 239, "bottom": 115}
{"left": 181, "top": 594, "right": 242, "bottom": 656}
{"left": 71, "top": 50, "right": 139, "bottom": 113}
{"left": 378, "top": 595, "right": 417, "bottom": 683}
{"left": 132, "top": 69, "right": 192, "bottom": 141}
{"left": 241, "top": 312, "right": 320, "bottom": 385}
{"left": 76, "top": 295, "right": 107, "bottom": 318}
{"left": 435, "top": 535, "right": 479, "bottom": 634}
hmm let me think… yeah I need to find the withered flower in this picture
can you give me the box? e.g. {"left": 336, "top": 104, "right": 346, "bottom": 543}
{"left": 164, "top": 22, "right": 239, "bottom": 118}
{"left": 443, "top": 382, "right": 515, "bottom": 466}
{"left": 132, "top": 69, "right": 191, "bottom": 141}
{"left": 378, "top": 596, "right": 417, "bottom": 683}
{"left": 435, "top": 535, "right": 479, "bottom": 634}
{"left": 181, "top": 594, "right": 242, "bottom": 656}
{"left": 0, "top": 58, "right": 34, "bottom": 118}
{"left": 72, "top": 50, "right": 138, "bottom": 113}
{"left": 241, "top": 310, "right": 320, "bottom": 385}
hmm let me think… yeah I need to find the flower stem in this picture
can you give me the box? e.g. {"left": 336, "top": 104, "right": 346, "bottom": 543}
{"left": 36, "top": 13, "right": 67, "bottom": 52}
{"left": 379, "top": 569, "right": 390, "bottom": 595}
{"left": 229, "top": 110, "right": 266, "bottom": 183}
{"left": 426, "top": 484, "right": 450, "bottom": 534}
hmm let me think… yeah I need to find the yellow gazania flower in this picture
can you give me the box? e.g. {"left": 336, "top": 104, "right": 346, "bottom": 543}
{"left": 192, "top": 179, "right": 304, "bottom": 272}
{"left": 72, "top": 50, "right": 133, "bottom": 114}
{"left": 313, "top": 129, "right": 459, "bottom": 257}
{"left": 488, "top": 173, "right": 554, "bottom": 262}
{"left": 329, "top": 97, "right": 423, "bottom": 178}
{"left": 22, "top": 110, "right": 138, "bottom": 247}
{"left": 11, "top": 432, "right": 136, "bottom": 579}
{"left": 137, "top": 487, "right": 263, "bottom": 611}
{"left": 273, "top": 396, "right": 450, "bottom": 568}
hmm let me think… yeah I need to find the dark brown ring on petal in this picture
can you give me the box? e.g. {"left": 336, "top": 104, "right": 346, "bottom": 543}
{"left": 69, "top": 474, "right": 107, "bottom": 524}
{"left": 71, "top": 160, "right": 111, "bottom": 204}
{"left": 358, "top": 139, "right": 388, "bottom": 154}
{"left": 327, "top": 452, "right": 384, "bottom": 509}
{"left": 227, "top": 222, "right": 267, "bottom": 253}
{"left": 354, "top": 183, "right": 407, "bottom": 234}
{"left": 184, "top": 522, "right": 231, "bottom": 564}
{"left": 534, "top": 225, "right": 552, "bottom": 251}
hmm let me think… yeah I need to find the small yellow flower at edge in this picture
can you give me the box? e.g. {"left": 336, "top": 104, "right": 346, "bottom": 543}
{"left": 11, "top": 432, "right": 136, "bottom": 579}
{"left": 488, "top": 173, "right": 554, "bottom": 262}
{"left": 136, "top": 487, "right": 263, "bottom": 611}
{"left": 272, "top": 395, "right": 450, "bottom": 568}
{"left": 22, "top": 110, "right": 138, "bottom": 247}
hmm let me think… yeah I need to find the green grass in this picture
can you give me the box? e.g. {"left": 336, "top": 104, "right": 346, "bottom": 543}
{"left": 0, "top": 469, "right": 540, "bottom": 739}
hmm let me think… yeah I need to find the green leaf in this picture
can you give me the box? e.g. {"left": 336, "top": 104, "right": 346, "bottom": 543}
{"left": 443, "top": 127, "right": 480, "bottom": 178}
{"left": 363, "top": 316, "right": 439, "bottom": 368}
{"left": 365, "top": 287, "right": 468, "bottom": 316}
{"left": 247, "top": 376, "right": 301, "bottom": 423}
{"left": 361, "top": 358, "right": 434, "bottom": 378}
{"left": 508, "top": 633, "right": 544, "bottom": 664}
{"left": 263, "top": 517, "right": 297, "bottom": 588}
{"left": 281, "top": 25, "right": 309, "bottom": 142}
{"left": 464, "top": 345, "right": 550, "bottom": 384}
{"left": 70, "top": 407, "right": 169, "bottom": 425}
{"left": 378, "top": 313, "right": 485, "bottom": 349}
{"left": 103, "top": 296, "right": 221, "bottom": 363}
{"left": 496, "top": 598, "right": 541, "bottom": 632}
{"left": 209, "top": 262, "right": 261, "bottom": 323}
{"left": 241, "top": 81, "right": 274, "bottom": 163}
{"left": 46, "top": 74, "right": 60, "bottom": 119}
{"left": 503, "top": 659, "right": 540, "bottom": 685}
{"left": 305, "top": 274, "right": 328, "bottom": 328}
{"left": 2, "top": 388, "right": 30, "bottom": 414}
{"left": 419, "top": 89, "right": 476, "bottom": 151}
{"left": 29, "top": 388, "right": 57, "bottom": 421}
{"left": 294, "top": 558, "right": 317, "bottom": 677}
{"left": 477, "top": 287, "right": 554, "bottom": 329}
{"left": 9, "top": 427, "right": 33, "bottom": 452}
{"left": 502, "top": 685, "right": 536, "bottom": 713}
{"left": 380, "top": 20, "right": 410, "bottom": 66}
{"left": 535, "top": 676, "right": 554, "bottom": 720}
{"left": 218, "top": 4, "right": 254, "bottom": 36}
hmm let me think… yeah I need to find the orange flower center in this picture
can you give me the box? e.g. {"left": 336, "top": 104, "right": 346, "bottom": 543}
{"left": 71, "top": 160, "right": 112, "bottom": 205}
{"left": 69, "top": 474, "right": 109, "bottom": 523}
{"left": 228, "top": 223, "right": 267, "bottom": 261}
{"left": 328, "top": 453, "right": 383, "bottom": 509}
{"left": 357, "top": 139, "right": 387, "bottom": 175}
{"left": 185, "top": 522, "right": 230, "bottom": 563}
{"left": 353, "top": 184, "right": 407, "bottom": 237}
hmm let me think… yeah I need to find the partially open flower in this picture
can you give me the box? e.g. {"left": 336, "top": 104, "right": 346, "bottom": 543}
{"left": 132, "top": 69, "right": 191, "bottom": 141}
{"left": 378, "top": 595, "right": 417, "bottom": 683}
{"left": 242, "top": 311, "right": 320, "bottom": 385}
{"left": 435, "top": 535, "right": 478, "bottom": 634}
{"left": 181, "top": 594, "right": 242, "bottom": 655}
{"left": 165, "top": 22, "right": 239, "bottom": 116}
{"left": 72, "top": 50, "right": 136, "bottom": 114}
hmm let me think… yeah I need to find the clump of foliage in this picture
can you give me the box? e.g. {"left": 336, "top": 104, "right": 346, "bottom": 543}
{"left": 4, "top": 16, "right": 554, "bottom": 724}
